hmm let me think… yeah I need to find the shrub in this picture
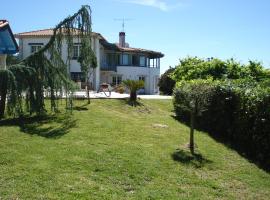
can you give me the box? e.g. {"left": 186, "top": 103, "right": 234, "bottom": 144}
{"left": 173, "top": 79, "right": 213, "bottom": 153}
{"left": 172, "top": 57, "right": 270, "bottom": 82}
{"left": 158, "top": 67, "right": 176, "bottom": 95}
{"left": 115, "top": 84, "right": 125, "bottom": 94}
{"left": 173, "top": 80, "right": 270, "bottom": 170}
{"left": 123, "top": 80, "right": 144, "bottom": 102}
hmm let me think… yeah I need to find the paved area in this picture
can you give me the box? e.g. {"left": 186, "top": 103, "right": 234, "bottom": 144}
{"left": 73, "top": 91, "right": 172, "bottom": 100}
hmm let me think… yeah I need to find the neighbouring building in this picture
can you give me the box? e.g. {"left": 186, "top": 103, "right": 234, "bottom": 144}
{"left": 15, "top": 29, "right": 164, "bottom": 94}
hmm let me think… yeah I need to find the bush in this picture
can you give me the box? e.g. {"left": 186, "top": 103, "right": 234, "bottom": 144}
{"left": 173, "top": 79, "right": 213, "bottom": 153}
{"left": 172, "top": 57, "right": 270, "bottom": 82}
{"left": 115, "top": 84, "right": 125, "bottom": 94}
{"left": 173, "top": 80, "right": 270, "bottom": 170}
{"left": 123, "top": 80, "right": 144, "bottom": 102}
{"left": 158, "top": 67, "right": 176, "bottom": 95}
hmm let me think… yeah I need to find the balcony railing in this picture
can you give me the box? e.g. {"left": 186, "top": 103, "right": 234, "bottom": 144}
{"left": 100, "top": 60, "right": 160, "bottom": 71}
{"left": 100, "top": 64, "right": 117, "bottom": 71}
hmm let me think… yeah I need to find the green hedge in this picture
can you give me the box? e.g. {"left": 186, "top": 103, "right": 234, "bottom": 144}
{"left": 173, "top": 80, "right": 270, "bottom": 170}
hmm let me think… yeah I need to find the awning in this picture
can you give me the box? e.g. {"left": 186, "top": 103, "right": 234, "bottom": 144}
{"left": 0, "top": 20, "right": 19, "bottom": 54}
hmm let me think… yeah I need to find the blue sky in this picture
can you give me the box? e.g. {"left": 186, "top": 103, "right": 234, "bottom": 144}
{"left": 1, "top": 0, "right": 270, "bottom": 73}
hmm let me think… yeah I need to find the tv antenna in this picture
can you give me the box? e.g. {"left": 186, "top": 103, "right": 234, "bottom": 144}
{"left": 114, "top": 18, "right": 133, "bottom": 32}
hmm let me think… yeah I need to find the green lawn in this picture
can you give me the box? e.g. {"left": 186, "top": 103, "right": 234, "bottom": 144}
{"left": 0, "top": 99, "right": 269, "bottom": 199}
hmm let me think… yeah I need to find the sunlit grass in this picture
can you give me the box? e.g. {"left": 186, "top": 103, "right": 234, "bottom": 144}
{"left": 0, "top": 99, "right": 269, "bottom": 199}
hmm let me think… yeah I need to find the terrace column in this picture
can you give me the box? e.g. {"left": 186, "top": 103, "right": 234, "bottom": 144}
{"left": 0, "top": 54, "right": 6, "bottom": 70}
{"left": 94, "top": 38, "right": 100, "bottom": 91}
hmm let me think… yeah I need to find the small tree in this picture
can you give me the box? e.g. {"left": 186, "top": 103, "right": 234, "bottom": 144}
{"left": 78, "top": 41, "right": 97, "bottom": 104}
{"left": 158, "top": 67, "right": 176, "bottom": 95}
{"left": 123, "top": 80, "right": 144, "bottom": 102}
{"left": 77, "top": 6, "right": 97, "bottom": 104}
{"left": 174, "top": 79, "right": 213, "bottom": 154}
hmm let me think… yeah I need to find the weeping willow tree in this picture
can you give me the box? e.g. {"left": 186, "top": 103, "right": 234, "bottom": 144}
{"left": 0, "top": 5, "right": 96, "bottom": 119}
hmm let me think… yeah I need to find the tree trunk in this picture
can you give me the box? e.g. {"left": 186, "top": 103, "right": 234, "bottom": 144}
{"left": 86, "top": 79, "right": 90, "bottom": 104}
{"left": 130, "top": 91, "right": 137, "bottom": 102}
{"left": 0, "top": 85, "right": 7, "bottom": 119}
{"left": 0, "top": 54, "right": 7, "bottom": 119}
{"left": 189, "top": 111, "right": 195, "bottom": 154}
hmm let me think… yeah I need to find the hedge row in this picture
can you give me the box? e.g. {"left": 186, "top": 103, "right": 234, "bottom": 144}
{"left": 173, "top": 80, "right": 270, "bottom": 170}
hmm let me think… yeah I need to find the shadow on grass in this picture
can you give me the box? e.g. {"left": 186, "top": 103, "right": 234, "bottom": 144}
{"left": 171, "top": 114, "right": 270, "bottom": 173}
{"left": 172, "top": 149, "right": 212, "bottom": 168}
{"left": 73, "top": 102, "right": 89, "bottom": 111}
{"left": 0, "top": 114, "right": 76, "bottom": 139}
{"left": 124, "top": 99, "right": 144, "bottom": 107}
{"left": 119, "top": 99, "right": 151, "bottom": 113}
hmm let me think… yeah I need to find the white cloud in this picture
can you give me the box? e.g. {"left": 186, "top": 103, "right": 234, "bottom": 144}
{"left": 118, "top": 0, "right": 183, "bottom": 11}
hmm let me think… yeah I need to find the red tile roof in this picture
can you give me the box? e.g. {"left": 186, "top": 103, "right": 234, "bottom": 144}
{"left": 15, "top": 28, "right": 104, "bottom": 39}
{"left": 119, "top": 46, "right": 164, "bottom": 57}
{"left": 15, "top": 28, "right": 164, "bottom": 58}
{"left": 100, "top": 40, "right": 164, "bottom": 58}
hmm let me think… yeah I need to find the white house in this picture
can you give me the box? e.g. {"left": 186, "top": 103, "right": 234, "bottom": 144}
{"left": 15, "top": 29, "right": 164, "bottom": 94}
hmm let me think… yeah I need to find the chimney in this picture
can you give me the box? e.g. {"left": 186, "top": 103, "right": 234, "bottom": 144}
{"left": 119, "top": 32, "right": 125, "bottom": 47}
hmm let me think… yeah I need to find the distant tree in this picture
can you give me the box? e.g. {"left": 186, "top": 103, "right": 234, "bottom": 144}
{"left": 123, "top": 80, "right": 144, "bottom": 103}
{"left": 174, "top": 79, "right": 213, "bottom": 154}
{"left": 172, "top": 56, "right": 270, "bottom": 83}
{"left": 225, "top": 58, "right": 244, "bottom": 79}
{"left": 245, "top": 61, "right": 268, "bottom": 81}
{"left": 78, "top": 37, "right": 97, "bottom": 104}
{"left": 158, "top": 67, "right": 176, "bottom": 95}
{"left": 172, "top": 57, "right": 205, "bottom": 81}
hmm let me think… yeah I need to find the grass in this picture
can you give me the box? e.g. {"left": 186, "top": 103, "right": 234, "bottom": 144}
{"left": 0, "top": 99, "right": 270, "bottom": 199}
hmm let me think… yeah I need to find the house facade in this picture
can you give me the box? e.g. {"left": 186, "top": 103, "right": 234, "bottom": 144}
{"left": 15, "top": 29, "right": 164, "bottom": 94}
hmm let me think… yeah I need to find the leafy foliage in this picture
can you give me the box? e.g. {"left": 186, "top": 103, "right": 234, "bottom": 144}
{"left": 172, "top": 57, "right": 270, "bottom": 82}
{"left": 0, "top": 5, "right": 94, "bottom": 118}
{"left": 173, "top": 79, "right": 213, "bottom": 153}
{"left": 77, "top": 10, "right": 97, "bottom": 104}
{"left": 174, "top": 79, "right": 270, "bottom": 170}
{"left": 6, "top": 54, "right": 20, "bottom": 66}
{"left": 123, "top": 80, "right": 144, "bottom": 102}
{"left": 158, "top": 67, "right": 176, "bottom": 95}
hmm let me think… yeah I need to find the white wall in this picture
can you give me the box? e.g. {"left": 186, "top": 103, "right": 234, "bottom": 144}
{"left": 18, "top": 36, "right": 161, "bottom": 94}
{"left": 19, "top": 37, "right": 50, "bottom": 59}
{"left": 18, "top": 36, "right": 101, "bottom": 89}
{"left": 114, "top": 66, "right": 160, "bottom": 94}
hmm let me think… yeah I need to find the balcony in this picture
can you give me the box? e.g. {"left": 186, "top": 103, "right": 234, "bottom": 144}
{"left": 100, "top": 53, "right": 160, "bottom": 72}
{"left": 100, "top": 63, "right": 117, "bottom": 71}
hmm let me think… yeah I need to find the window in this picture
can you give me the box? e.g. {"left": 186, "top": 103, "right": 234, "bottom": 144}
{"left": 120, "top": 54, "right": 131, "bottom": 65}
{"left": 139, "top": 76, "right": 145, "bottom": 82}
{"left": 122, "top": 54, "right": 129, "bottom": 65}
{"left": 107, "top": 53, "right": 117, "bottom": 66}
{"left": 132, "top": 55, "right": 139, "bottom": 66}
{"left": 112, "top": 75, "right": 122, "bottom": 86}
{"left": 29, "top": 43, "right": 43, "bottom": 53}
{"left": 139, "top": 56, "right": 146, "bottom": 67}
{"left": 72, "top": 45, "right": 81, "bottom": 59}
{"left": 30, "top": 45, "right": 42, "bottom": 53}
{"left": 70, "top": 72, "right": 85, "bottom": 82}
{"left": 138, "top": 76, "right": 146, "bottom": 90}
